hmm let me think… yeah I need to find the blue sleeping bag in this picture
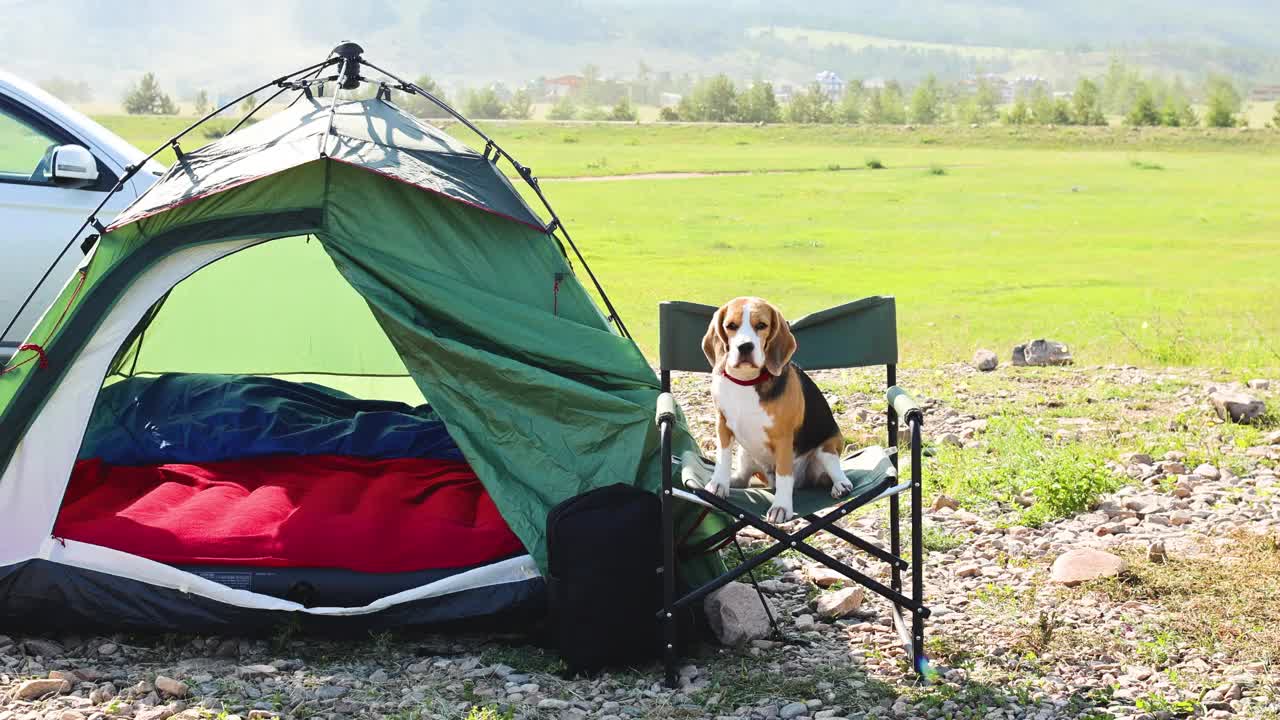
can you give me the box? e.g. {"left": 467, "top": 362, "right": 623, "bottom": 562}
{"left": 79, "top": 373, "right": 463, "bottom": 465}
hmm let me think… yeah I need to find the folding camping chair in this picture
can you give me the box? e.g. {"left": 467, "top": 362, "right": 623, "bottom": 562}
{"left": 653, "top": 296, "right": 930, "bottom": 686}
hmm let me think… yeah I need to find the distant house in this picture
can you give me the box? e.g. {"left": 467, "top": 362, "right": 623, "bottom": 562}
{"left": 544, "top": 75, "right": 583, "bottom": 100}
{"left": 1249, "top": 84, "right": 1280, "bottom": 102}
{"left": 815, "top": 70, "right": 845, "bottom": 99}
{"left": 659, "top": 92, "right": 682, "bottom": 108}
{"left": 959, "top": 73, "right": 1012, "bottom": 103}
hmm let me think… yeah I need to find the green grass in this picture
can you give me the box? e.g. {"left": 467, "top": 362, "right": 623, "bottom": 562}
{"left": 93, "top": 116, "right": 1280, "bottom": 370}
{"left": 929, "top": 414, "right": 1119, "bottom": 525}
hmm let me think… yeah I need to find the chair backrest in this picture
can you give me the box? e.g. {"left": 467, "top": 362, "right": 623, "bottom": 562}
{"left": 659, "top": 296, "right": 898, "bottom": 373}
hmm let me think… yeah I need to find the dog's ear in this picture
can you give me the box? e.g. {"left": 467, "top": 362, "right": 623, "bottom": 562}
{"left": 763, "top": 303, "right": 796, "bottom": 376}
{"left": 702, "top": 305, "right": 728, "bottom": 369}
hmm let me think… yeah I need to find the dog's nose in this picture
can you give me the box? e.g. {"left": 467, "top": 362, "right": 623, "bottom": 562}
{"left": 737, "top": 342, "right": 755, "bottom": 355}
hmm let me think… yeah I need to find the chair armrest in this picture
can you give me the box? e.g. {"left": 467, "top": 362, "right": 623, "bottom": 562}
{"left": 656, "top": 392, "right": 677, "bottom": 426}
{"left": 887, "top": 386, "right": 923, "bottom": 425}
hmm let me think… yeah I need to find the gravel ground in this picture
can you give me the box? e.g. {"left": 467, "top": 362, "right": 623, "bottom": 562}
{"left": 3, "top": 364, "right": 1277, "bottom": 720}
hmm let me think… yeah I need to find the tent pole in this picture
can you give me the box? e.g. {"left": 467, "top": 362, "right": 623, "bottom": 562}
{"left": 0, "top": 56, "right": 341, "bottom": 348}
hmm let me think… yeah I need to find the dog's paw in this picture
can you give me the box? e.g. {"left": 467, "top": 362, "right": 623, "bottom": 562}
{"left": 830, "top": 476, "right": 854, "bottom": 499}
{"left": 704, "top": 475, "right": 731, "bottom": 498}
{"left": 765, "top": 503, "right": 794, "bottom": 523}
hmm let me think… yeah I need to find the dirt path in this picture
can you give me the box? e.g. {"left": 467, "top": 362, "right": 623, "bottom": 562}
{"left": 544, "top": 163, "right": 973, "bottom": 182}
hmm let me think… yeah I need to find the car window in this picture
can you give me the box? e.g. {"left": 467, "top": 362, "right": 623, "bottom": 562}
{"left": 0, "top": 106, "right": 58, "bottom": 183}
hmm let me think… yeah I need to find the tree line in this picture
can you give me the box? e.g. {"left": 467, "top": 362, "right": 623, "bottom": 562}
{"left": 108, "top": 61, "right": 1275, "bottom": 130}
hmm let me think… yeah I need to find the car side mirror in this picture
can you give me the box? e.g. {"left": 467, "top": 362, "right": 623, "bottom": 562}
{"left": 50, "top": 145, "right": 99, "bottom": 185}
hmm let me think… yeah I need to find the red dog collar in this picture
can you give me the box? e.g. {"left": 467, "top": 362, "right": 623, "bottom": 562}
{"left": 722, "top": 368, "right": 772, "bottom": 386}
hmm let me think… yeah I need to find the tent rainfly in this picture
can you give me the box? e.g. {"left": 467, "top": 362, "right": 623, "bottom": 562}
{"left": 0, "top": 45, "right": 704, "bottom": 630}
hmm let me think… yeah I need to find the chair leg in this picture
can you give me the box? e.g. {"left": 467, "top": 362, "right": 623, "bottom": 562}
{"left": 909, "top": 419, "right": 927, "bottom": 678}
{"left": 660, "top": 421, "right": 677, "bottom": 688}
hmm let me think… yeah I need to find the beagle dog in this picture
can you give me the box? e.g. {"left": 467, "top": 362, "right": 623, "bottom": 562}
{"left": 702, "top": 297, "right": 852, "bottom": 522}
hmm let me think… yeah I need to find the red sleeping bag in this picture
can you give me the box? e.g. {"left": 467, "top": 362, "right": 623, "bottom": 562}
{"left": 54, "top": 455, "right": 524, "bottom": 574}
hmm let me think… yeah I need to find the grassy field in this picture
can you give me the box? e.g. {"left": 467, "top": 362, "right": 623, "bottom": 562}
{"left": 94, "top": 115, "right": 1280, "bottom": 371}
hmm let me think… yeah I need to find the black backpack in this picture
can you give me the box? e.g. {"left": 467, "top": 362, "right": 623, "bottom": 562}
{"left": 546, "top": 483, "right": 667, "bottom": 674}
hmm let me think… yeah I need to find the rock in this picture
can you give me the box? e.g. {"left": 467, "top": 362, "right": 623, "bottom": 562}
{"left": 315, "top": 685, "right": 347, "bottom": 700}
{"left": 135, "top": 705, "right": 179, "bottom": 720}
{"left": 954, "top": 563, "right": 982, "bottom": 578}
{"left": 1264, "top": 430, "right": 1280, "bottom": 446}
{"left": 780, "top": 702, "right": 809, "bottom": 719}
{"left": 89, "top": 683, "right": 117, "bottom": 704}
{"left": 930, "top": 494, "right": 959, "bottom": 512}
{"left": 96, "top": 643, "right": 119, "bottom": 656}
{"left": 1170, "top": 510, "right": 1193, "bottom": 526}
{"left": 60, "top": 712, "right": 87, "bottom": 720}
{"left": 1049, "top": 549, "right": 1127, "bottom": 586}
{"left": 807, "top": 566, "right": 845, "bottom": 588}
{"left": 1011, "top": 345, "right": 1028, "bottom": 366}
{"left": 13, "top": 678, "right": 70, "bottom": 700}
{"left": 815, "top": 587, "right": 864, "bottom": 619}
{"left": 1247, "top": 379, "right": 1270, "bottom": 390}
{"left": 1192, "top": 463, "right": 1220, "bottom": 480}
{"left": 155, "top": 676, "right": 189, "bottom": 698}
{"left": 972, "top": 349, "right": 998, "bottom": 372}
{"left": 1147, "top": 541, "right": 1168, "bottom": 563}
{"left": 1015, "top": 339, "right": 1073, "bottom": 367}
{"left": 537, "top": 699, "right": 569, "bottom": 710}
{"left": 368, "top": 669, "right": 389, "bottom": 683}
{"left": 794, "top": 614, "right": 815, "bottom": 629}
{"left": 235, "top": 664, "right": 279, "bottom": 678}
{"left": 704, "top": 582, "right": 773, "bottom": 646}
{"left": 22, "top": 639, "right": 64, "bottom": 658}
{"left": 1209, "top": 390, "right": 1265, "bottom": 424}
{"left": 48, "top": 670, "right": 78, "bottom": 686}
{"left": 940, "top": 432, "right": 962, "bottom": 447}
{"left": 1121, "top": 452, "right": 1153, "bottom": 466}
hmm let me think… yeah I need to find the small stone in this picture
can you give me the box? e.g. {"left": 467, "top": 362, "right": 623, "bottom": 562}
{"left": 930, "top": 495, "right": 959, "bottom": 512}
{"left": 97, "top": 643, "right": 119, "bottom": 656}
{"left": 780, "top": 702, "right": 809, "bottom": 719}
{"left": 1169, "top": 510, "right": 1192, "bottom": 526}
{"left": 154, "top": 676, "right": 189, "bottom": 698}
{"left": 705, "top": 582, "right": 774, "bottom": 646}
{"left": 972, "top": 349, "right": 998, "bottom": 372}
{"left": 1192, "top": 463, "right": 1220, "bottom": 480}
{"left": 14, "top": 678, "right": 71, "bottom": 700}
{"left": 537, "top": 699, "right": 570, "bottom": 710}
{"left": 816, "top": 587, "right": 864, "bottom": 619}
{"left": 1147, "top": 541, "right": 1168, "bottom": 563}
{"left": 807, "top": 566, "right": 845, "bottom": 588}
{"left": 1121, "top": 452, "right": 1154, "bottom": 466}
{"left": 1247, "top": 379, "right": 1270, "bottom": 390}
{"left": 22, "top": 639, "right": 64, "bottom": 658}
{"left": 48, "top": 670, "right": 78, "bottom": 686}
{"left": 1210, "top": 390, "right": 1265, "bottom": 424}
{"left": 794, "top": 613, "right": 815, "bottom": 629}
{"left": 940, "top": 432, "right": 962, "bottom": 447}
{"left": 1049, "top": 548, "right": 1127, "bottom": 586}
{"left": 60, "top": 712, "right": 87, "bottom": 720}
{"left": 315, "top": 685, "right": 347, "bottom": 700}
{"left": 235, "top": 664, "right": 279, "bottom": 678}
{"left": 368, "top": 669, "right": 389, "bottom": 683}
{"left": 954, "top": 563, "right": 982, "bottom": 578}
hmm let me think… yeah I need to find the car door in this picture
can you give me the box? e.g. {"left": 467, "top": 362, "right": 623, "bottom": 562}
{"left": 0, "top": 98, "right": 131, "bottom": 357}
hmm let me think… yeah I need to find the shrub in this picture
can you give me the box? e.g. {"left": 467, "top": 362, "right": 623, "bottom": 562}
{"left": 463, "top": 87, "right": 505, "bottom": 119}
{"left": 657, "top": 106, "right": 680, "bottom": 122}
{"left": 547, "top": 95, "right": 577, "bottom": 121}
{"left": 608, "top": 96, "right": 637, "bottom": 122}
{"left": 864, "top": 157, "right": 885, "bottom": 169}
{"left": 927, "top": 164, "right": 946, "bottom": 176}
{"left": 505, "top": 89, "right": 532, "bottom": 120}
{"left": 1205, "top": 75, "right": 1243, "bottom": 128}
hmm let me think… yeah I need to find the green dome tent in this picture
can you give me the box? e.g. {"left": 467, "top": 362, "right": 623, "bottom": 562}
{"left": 0, "top": 50, "right": 705, "bottom": 629}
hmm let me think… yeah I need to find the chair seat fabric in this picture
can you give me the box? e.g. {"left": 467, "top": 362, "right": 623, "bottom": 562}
{"left": 678, "top": 446, "right": 897, "bottom": 518}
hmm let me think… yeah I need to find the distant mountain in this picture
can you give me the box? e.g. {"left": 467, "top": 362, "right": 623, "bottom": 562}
{"left": 1, "top": 0, "right": 1276, "bottom": 103}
